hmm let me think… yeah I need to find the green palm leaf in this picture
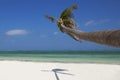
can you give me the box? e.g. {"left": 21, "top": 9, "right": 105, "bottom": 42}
{"left": 45, "top": 15, "right": 56, "bottom": 23}
{"left": 60, "top": 4, "right": 77, "bottom": 19}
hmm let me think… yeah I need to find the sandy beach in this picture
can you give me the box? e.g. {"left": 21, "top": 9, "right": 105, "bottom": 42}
{"left": 0, "top": 61, "right": 120, "bottom": 80}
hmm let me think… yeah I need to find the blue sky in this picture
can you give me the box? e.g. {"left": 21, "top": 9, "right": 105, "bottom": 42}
{"left": 0, "top": 0, "right": 120, "bottom": 50}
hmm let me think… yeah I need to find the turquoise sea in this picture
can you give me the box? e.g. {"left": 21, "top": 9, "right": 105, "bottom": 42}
{"left": 0, "top": 50, "right": 120, "bottom": 64}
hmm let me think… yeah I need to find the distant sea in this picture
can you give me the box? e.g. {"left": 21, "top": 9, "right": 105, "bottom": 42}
{"left": 0, "top": 50, "right": 120, "bottom": 64}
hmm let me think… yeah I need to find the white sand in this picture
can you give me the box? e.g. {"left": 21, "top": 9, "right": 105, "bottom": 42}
{"left": 0, "top": 61, "right": 120, "bottom": 80}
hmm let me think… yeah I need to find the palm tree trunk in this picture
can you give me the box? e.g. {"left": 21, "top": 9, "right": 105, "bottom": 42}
{"left": 61, "top": 24, "right": 120, "bottom": 47}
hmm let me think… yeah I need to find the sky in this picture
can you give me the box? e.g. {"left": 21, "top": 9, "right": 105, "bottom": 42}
{"left": 0, "top": 0, "right": 120, "bottom": 50}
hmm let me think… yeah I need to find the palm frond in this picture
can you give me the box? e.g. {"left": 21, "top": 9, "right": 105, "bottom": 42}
{"left": 59, "top": 5, "right": 78, "bottom": 29}
{"left": 66, "top": 32, "right": 81, "bottom": 41}
{"left": 45, "top": 15, "right": 56, "bottom": 23}
{"left": 60, "top": 4, "right": 77, "bottom": 19}
{"left": 57, "top": 20, "right": 64, "bottom": 32}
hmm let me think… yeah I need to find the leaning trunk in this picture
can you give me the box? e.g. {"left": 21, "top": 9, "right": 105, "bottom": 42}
{"left": 61, "top": 24, "right": 120, "bottom": 47}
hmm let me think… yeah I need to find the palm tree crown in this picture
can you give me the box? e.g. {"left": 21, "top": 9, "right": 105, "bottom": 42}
{"left": 45, "top": 4, "right": 80, "bottom": 41}
{"left": 45, "top": 4, "right": 78, "bottom": 32}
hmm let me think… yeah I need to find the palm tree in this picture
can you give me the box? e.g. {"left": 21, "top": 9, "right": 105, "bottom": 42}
{"left": 45, "top": 5, "right": 120, "bottom": 48}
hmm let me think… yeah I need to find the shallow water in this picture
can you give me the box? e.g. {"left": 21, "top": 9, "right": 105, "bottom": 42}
{"left": 0, "top": 50, "right": 120, "bottom": 64}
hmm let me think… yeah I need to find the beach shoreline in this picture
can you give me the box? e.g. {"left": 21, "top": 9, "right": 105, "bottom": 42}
{"left": 0, "top": 61, "right": 120, "bottom": 80}
{"left": 0, "top": 59, "right": 120, "bottom": 65}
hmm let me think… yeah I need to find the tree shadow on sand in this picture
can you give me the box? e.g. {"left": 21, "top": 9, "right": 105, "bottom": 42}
{"left": 41, "top": 68, "right": 74, "bottom": 80}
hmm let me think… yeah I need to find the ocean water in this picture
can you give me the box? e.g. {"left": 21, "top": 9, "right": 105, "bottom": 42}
{"left": 0, "top": 50, "right": 120, "bottom": 64}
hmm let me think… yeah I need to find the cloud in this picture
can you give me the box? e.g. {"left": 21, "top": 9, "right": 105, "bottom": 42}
{"left": 85, "top": 20, "right": 95, "bottom": 26}
{"left": 53, "top": 32, "right": 58, "bottom": 35}
{"left": 85, "top": 19, "right": 110, "bottom": 26}
{"left": 6, "top": 29, "right": 28, "bottom": 36}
